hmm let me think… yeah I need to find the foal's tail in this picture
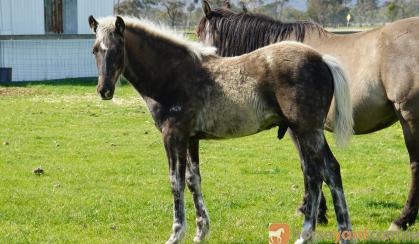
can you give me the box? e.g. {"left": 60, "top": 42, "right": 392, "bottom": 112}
{"left": 322, "top": 55, "right": 354, "bottom": 147}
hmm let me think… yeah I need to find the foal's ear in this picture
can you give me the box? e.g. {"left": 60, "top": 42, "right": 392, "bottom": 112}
{"left": 115, "top": 16, "right": 125, "bottom": 35}
{"left": 88, "top": 15, "right": 98, "bottom": 33}
{"left": 202, "top": 0, "right": 212, "bottom": 18}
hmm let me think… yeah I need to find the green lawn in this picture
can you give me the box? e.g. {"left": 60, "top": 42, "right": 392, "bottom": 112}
{"left": 0, "top": 79, "right": 416, "bottom": 243}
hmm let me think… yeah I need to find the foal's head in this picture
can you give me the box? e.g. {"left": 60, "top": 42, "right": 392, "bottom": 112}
{"left": 89, "top": 16, "right": 125, "bottom": 100}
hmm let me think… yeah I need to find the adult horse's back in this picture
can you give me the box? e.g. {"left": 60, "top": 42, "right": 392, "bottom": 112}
{"left": 197, "top": 1, "right": 419, "bottom": 231}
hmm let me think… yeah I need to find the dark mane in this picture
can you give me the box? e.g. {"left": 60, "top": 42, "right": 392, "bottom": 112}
{"left": 197, "top": 8, "right": 327, "bottom": 57}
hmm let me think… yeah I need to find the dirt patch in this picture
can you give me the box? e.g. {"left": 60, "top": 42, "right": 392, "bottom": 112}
{"left": 0, "top": 87, "right": 43, "bottom": 97}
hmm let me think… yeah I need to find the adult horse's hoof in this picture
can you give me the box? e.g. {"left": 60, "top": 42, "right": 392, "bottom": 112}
{"left": 388, "top": 222, "right": 401, "bottom": 231}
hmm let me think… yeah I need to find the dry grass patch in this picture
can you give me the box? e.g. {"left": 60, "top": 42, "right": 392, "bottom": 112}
{"left": 0, "top": 87, "right": 44, "bottom": 97}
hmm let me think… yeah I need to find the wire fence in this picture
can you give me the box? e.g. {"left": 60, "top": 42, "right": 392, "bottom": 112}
{"left": 0, "top": 36, "right": 96, "bottom": 82}
{"left": 0, "top": 30, "right": 361, "bottom": 82}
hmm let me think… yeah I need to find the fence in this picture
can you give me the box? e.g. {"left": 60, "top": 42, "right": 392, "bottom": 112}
{"left": 0, "top": 34, "right": 96, "bottom": 82}
{"left": 0, "top": 30, "right": 363, "bottom": 82}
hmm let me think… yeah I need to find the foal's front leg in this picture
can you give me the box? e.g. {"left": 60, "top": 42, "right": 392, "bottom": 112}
{"left": 163, "top": 126, "right": 188, "bottom": 244}
{"left": 186, "top": 139, "right": 210, "bottom": 243}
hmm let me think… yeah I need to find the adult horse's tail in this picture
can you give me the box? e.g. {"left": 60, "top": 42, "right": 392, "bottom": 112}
{"left": 323, "top": 55, "right": 353, "bottom": 147}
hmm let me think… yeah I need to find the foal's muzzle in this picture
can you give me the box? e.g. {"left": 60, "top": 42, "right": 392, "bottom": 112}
{"left": 97, "top": 82, "right": 115, "bottom": 100}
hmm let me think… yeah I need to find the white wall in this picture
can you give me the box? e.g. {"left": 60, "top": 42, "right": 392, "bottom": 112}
{"left": 0, "top": 0, "right": 114, "bottom": 35}
{"left": 0, "top": 39, "right": 97, "bottom": 81}
{"left": 0, "top": 0, "right": 45, "bottom": 35}
{"left": 77, "top": 0, "right": 115, "bottom": 34}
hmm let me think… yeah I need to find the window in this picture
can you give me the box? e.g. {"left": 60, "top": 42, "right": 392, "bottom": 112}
{"left": 44, "top": 0, "right": 77, "bottom": 34}
{"left": 44, "top": 0, "right": 63, "bottom": 33}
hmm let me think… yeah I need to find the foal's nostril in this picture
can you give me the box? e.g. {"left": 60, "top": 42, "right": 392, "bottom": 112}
{"left": 98, "top": 87, "right": 113, "bottom": 100}
{"left": 105, "top": 90, "right": 112, "bottom": 98}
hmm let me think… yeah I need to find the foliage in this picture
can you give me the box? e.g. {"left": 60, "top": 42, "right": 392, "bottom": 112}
{"left": 113, "top": 0, "right": 419, "bottom": 28}
{"left": 307, "top": 0, "right": 349, "bottom": 26}
{"left": 114, "top": 0, "right": 157, "bottom": 18}
{"left": 353, "top": 0, "right": 379, "bottom": 25}
{"left": 162, "top": 0, "right": 186, "bottom": 28}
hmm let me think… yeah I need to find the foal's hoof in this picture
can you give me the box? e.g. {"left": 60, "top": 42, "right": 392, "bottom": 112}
{"left": 166, "top": 223, "right": 186, "bottom": 244}
{"left": 296, "top": 206, "right": 305, "bottom": 216}
{"left": 388, "top": 222, "right": 401, "bottom": 231}
{"left": 166, "top": 235, "right": 183, "bottom": 244}
{"left": 296, "top": 207, "right": 328, "bottom": 225}
{"left": 294, "top": 238, "right": 314, "bottom": 244}
{"left": 193, "top": 235, "right": 206, "bottom": 243}
{"left": 193, "top": 229, "right": 209, "bottom": 243}
{"left": 317, "top": 214, "right": 328, "bottom": 225}
{"left": 193, "top": 218, "right": 210, "bottom": 243}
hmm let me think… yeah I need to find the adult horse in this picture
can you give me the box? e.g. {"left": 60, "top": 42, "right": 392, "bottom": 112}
{"left": 88, "top": 15, "right": 353, "bottom": 243}
{"left": 196, "top": 1, "right": 419, "bottom": 231}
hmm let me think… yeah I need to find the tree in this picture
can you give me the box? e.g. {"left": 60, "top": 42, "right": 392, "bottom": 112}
{"left": 208, "top": 0, "right": 230, "bottom": 8}
{"left": 384, "top": 0, "right": 419, "bottom": 21}
{"left": 353, "top": 0, "right": 378, "bottom": 25}
{"left": 162, "top": 0, "right": 186, "bottom": 28}
{"left": 239, "top": 0, "right": 264, "bottom": 11}
{"left": 282, "top": 7, "right": 309, "bottom": 21}
{"left": 186, "top": 2, "right": 196, "bottom": 29}
{"left": 272, "top": 0, "right": 290, "bottom": 20}
{"left": 404, "top": 0, "right": 419, "bottom": 17}
{"left": 307, "top": 0, "right": 347, "bottom": 26}
{"left": 114, "top": 0, "right": 157, "bottom": 18}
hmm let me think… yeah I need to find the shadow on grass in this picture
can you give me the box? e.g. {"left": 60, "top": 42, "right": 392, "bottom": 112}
{"left": 0, "top": 77, "right": 130, "bottom": 87}
{"left": 366, "top": 200, "right": 403, "bottom": 209}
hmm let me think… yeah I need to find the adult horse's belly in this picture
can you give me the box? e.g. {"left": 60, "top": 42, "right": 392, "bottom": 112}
{"left": 309, "top": 29, "right": 398, "bottom": 134}
{"left": 325, "top": 77, "right": 397, "bottom": 135}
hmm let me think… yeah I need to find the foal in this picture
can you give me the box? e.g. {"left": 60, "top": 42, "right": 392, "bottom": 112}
{"left": 88, "top": 15, "right": 353, "bottom": 243}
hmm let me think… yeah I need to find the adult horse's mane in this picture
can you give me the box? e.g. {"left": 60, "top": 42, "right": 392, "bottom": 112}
{"left": 97, "top": 16, "right": 217, "bottom": 61}
{"left": 197, "top": 8, "right": 327, "bottom": 57}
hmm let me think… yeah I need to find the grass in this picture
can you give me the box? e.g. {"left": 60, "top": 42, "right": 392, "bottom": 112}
{"left": 0, "top": 78, "right": 416, "bottom": 243}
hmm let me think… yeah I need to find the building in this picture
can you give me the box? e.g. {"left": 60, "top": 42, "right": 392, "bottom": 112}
{"left": 0, "top": 0, "right": 115, "bottom": 82}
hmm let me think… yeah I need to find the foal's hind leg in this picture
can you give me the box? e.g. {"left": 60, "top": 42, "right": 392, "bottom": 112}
{"left": 298, "top": 179, "right": 328, "bottom": 224}
{"left": 289, "top": 130, "right": 329, "bottom": 224}
{"left": 389, "top": 103, "right": 419, "bottom": 231}
{"left": 186, "top": 139, "right": 210, "bottom": 242}
{"left": 292, "top": 129, "right": 326, "bottom": 243}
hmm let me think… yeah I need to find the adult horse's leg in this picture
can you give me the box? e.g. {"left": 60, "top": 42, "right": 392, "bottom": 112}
{"left": 163, "top": 126, "right": 188, "bottom": 244}
{"left": 289, "top": 130, "right": 328, "bottom": 224}
{"left": 323, "top": 140, "right": 352, "bottom": 239}
{"left": 292, "top": 129, "right": 325, "bottom": 243}
{"left": 186, "top": 139, "right": 210, "bottom": 242}
{"left": 389, "top": 104, "right": 419, "bottom": 231}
